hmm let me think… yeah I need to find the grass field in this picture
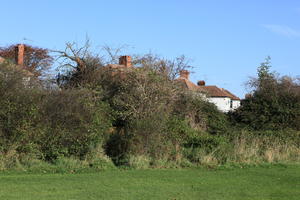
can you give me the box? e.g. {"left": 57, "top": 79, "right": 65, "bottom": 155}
{"left": 0, "top": 165, "right": 299, "bottom": 200}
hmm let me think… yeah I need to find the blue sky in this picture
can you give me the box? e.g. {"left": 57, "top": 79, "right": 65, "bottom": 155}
{"left": 1, "top": 0, "right": 300, "bottom": 97}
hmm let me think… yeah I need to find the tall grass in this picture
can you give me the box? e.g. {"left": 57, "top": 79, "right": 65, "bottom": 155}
{"left": 186, "top": 133, "right": 300, "bottom": 166}
{"left": 1, "top": 132, "right": 299, "bottom": 172}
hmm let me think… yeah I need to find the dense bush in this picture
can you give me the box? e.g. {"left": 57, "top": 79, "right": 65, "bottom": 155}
{"left": 103, "top": 69, "right": 184, "bottom": 164}
{"left": 0, "top": 62, "right": 112, "bottom": 162}
{"left": 1, "top": 44, "right": 299, "bottom": 171}
{"left": 230, "top": 57, "right": 300, "bottom": 131}
{"left": 36, "top": 89, "right": 112, "bottom": 160}
{"left": 0, "top": 62, "right": 41, "bottom": 154}
{"left": 174, "top": 93, "right": 230, "bottom": 134}
{"left": 54, "top": 47, "right": 224, "bottom": 165}
{"left": 99, "top": 67, "right": 230, "bottom": 165}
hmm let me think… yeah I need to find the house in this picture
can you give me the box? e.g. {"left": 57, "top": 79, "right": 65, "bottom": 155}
{"left": 176, "top": 70, "right": 240, "bottom": 112}
{"left": 103, "top": 56, "right": 241, "bottom": 112}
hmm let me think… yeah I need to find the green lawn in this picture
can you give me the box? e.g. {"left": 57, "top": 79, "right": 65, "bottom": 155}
{"left": 0, "top": 165, "right": 299, "bottom": 200}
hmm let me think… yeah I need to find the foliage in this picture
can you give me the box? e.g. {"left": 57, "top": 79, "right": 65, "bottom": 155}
{"left": 55, "top": 41, "right": 106, "bottom": 88}
{"left": 36, "top": 89, "right": 112, "bottom": 160}
{"left": 174, "top": 93, "right": 230, "bottom": 134}
{"left": 230, "top": 57, "right": 300, "bottom": 130}
{"left": 1, "top": 42, "right": 300, "bottom": 171}
{"left": 103, "top": 69, "right": 181, "bottom": 164}
{"left": 0, "top": 62, "right": 112, "bottom": 161}
{"left": 0, "top": 62, "right": 41, "bottom": 154}
{"left": 0, "top": 44, "right": 53, "bottom": 77}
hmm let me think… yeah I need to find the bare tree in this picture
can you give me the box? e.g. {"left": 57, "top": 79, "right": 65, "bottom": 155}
{"left": 100, "top": 44, "right": 129, "bottom": 65}
{"left": 133, "top": 53, "right": 192, "bottom": 80}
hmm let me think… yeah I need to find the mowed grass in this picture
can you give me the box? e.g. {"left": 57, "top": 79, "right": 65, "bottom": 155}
{"left": 0, "top": 165, "right": 299, "bottom": 200}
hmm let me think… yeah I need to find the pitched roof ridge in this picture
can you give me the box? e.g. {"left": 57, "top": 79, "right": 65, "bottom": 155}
{"left": 176, "top": 76, "right": 241, "bottom": 100}
{"left": 176, "top": 77, "right": 199, "bottom": 91}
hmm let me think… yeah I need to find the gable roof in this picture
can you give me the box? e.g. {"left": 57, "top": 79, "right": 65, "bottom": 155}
{"left": 175, "top": 72, "right": 240, "bottom": 100}
{"left": 199, "top": 86, "right": 240, "bottom": 100}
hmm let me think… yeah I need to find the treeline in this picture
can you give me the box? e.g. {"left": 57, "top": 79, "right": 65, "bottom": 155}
{"left": 0, "top": 44, "right": 299, "bottom": 171}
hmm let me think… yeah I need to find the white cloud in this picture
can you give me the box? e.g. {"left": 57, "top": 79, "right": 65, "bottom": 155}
{"left": 262, "top": 24, "right": 300, "bottom": 37}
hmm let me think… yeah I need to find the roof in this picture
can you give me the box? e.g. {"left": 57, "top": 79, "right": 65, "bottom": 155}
{"left": 199, "top": 86, "right": 228, "bottom": 97}
{"left": 199, "top": 86, "right": 240, "bottom": 100}
{"left": 222, "top": 89, "right": 240, "bottom": 100}
{"left": 175, "top": 76, "right": 240, "bottom": 100}
{"left": 176, "top": 77, "right": 200, "bottom": 91}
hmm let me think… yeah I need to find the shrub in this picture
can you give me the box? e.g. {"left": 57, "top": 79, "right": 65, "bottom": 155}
{"left": 0, "top": 62, "right": 42, "bottom": 154}
{"left": 0, "top": 62, "right": 113, "bottom": 161}
{"left": 230, "top": 57, "right": 300, "bottom": 131}
{"left": 35, "top": 89, "right": 112, "bottom": 160}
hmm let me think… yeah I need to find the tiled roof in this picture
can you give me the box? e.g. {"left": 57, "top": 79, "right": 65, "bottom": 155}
{"left": 199, "top": 86, "right": 240, "bottom": 100}
{"left": 222, "top": 89, "right": 240, "bottom": 100}
{"left": 176, "top": 77, "right": 200, "bottom": 91}
{"left": 175, "top": 76, "right": 240, "bottom": 100}
{"left": 199, "top": 86, "right": 228, "bottom": 97}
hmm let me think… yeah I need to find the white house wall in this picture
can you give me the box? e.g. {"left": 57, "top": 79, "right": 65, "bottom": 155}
{"left": 207, "top": 97, "right": 232, "bottom": 112}
{"left": 207, "top": 98, "right": 241, "bottom": 112}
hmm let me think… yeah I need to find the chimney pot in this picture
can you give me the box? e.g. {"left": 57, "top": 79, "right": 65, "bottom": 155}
{"left": 119, "top": 55, "right": 132, "bottom": 67}
{"left": 197, "top": 80, "right": 206, "bottom": 86}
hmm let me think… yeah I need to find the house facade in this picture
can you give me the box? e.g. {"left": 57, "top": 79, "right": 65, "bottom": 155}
{"left": 176, "top": 70, "right": 240, "bottom": 112}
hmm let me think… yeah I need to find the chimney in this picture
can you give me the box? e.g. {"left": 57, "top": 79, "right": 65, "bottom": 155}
{"left": 119, "top": 55, "right": 132, "bottom": 67}
{"left": 15, "top": 44, "right": 25, "bottom": 66}
{"left": 179, "top": 70, "right": 190, "bottom": 79}
{"left": 197, "top": 80, "right": 206, "bottom": 86}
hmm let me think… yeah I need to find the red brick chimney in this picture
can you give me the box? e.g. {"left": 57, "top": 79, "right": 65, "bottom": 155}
{"left": 119, "top": 55, "right": 132, "bottom": 67}
{"left": 15, "top": 44, "right": 25, "bottom": 66}
{"left": 179, "top": 70, "right": 190, "bottom": 79}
